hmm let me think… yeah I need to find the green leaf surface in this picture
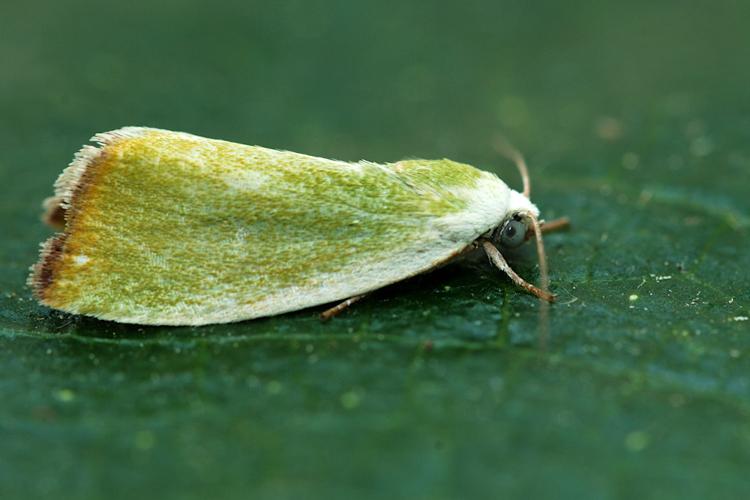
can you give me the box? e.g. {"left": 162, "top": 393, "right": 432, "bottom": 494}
{"left": 1, "top": 1, "right": 749, "bottom": 499}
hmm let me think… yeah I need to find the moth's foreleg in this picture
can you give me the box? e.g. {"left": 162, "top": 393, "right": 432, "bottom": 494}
{"left": 320, "top": 294, "right": 368, "bottom": 321}
{"left": 481, "top": 240, "right": 555, "bottom": 302}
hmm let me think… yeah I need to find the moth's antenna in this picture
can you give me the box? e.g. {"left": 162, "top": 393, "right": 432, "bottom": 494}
{"left": 485, "top": 213, "right": 554, "bottom": 348}
{"left": 527, "top": 213, "right": 550, "bottom": 298}
{"left": 493, "top": 136, "right": 531, "bottom": 198}
{"left": 483, "top": 213, "right": 554, "bottom": 349}
{"left": 527, "top": 213, "right": 552, "bottom": 349}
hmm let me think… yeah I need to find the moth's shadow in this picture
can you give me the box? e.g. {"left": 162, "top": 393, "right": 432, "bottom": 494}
{"left": 27, "top": 307, "right": 317, "bottom": 343}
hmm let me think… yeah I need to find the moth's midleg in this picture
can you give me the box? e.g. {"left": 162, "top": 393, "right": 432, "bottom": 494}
{"left": 320, "top": 294, "right": 368, "bottom": 321}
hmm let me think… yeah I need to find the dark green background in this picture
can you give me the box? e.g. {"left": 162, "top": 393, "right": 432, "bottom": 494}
{"left": 1, "top": 1, "right": 749, "bottom": 499}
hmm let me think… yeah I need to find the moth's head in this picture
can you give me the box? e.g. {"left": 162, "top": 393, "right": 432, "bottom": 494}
{"left": 491, "top": 189, "right": 540, "bottom": 251}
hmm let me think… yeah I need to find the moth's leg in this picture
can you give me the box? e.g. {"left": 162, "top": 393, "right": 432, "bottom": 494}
{"left": 524, "top": 217, "right": 570, "bottom": 241}
{"left": 42, "top": 197, "right": 67, "bottom": 230}
{"left": 540, "top": 217, "right": 570, "bottom": 234}
{"left": 481, "top": 240, "right": 555, "bottom": 302}
{"left": 320, "top": 294, "right": 368, "bottom": 321}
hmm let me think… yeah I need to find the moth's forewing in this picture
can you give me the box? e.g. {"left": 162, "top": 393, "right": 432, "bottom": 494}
{"left": 31, "top": 128, "right": 511, "bottom": 325}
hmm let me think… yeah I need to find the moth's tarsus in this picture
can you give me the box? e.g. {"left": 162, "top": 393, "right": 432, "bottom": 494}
{"left": 541, "top": 217, "right": 571, "bottom": 234}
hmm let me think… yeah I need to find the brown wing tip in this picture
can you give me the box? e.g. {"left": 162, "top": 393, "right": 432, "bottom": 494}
{"left": 30, "top": 145, "right": 105, "bottom": 302}
{"left": 27, "top": 233, "right": 68, "bottom": 302}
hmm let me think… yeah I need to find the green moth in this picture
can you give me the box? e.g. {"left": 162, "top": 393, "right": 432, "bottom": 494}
{"left": 29, "top": 127, "right": 564, "bottom": 325}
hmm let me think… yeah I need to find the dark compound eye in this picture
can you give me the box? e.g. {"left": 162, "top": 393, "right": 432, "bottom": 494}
{"left": 500, "top": 219, "right": 527, "bottom": 248}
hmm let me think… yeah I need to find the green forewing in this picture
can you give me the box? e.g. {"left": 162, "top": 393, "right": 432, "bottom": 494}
{"left": 38, "top": 128, "right": 510, "bottom": 324}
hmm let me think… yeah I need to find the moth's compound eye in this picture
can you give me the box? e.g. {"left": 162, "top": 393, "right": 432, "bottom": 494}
{"left": 500, "top": 219, "right": 527, "bottom": 248}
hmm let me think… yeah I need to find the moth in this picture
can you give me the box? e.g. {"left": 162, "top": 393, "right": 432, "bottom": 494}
{"left": 29, "top": 128, "right": 567, "bottom": 326}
